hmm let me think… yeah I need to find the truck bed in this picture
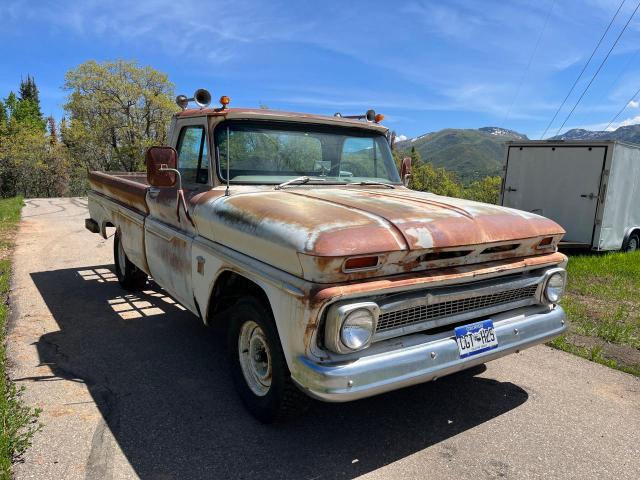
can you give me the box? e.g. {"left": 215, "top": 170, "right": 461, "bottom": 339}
{"left": 89, "top": 171, "right": 150, "bottom": 215}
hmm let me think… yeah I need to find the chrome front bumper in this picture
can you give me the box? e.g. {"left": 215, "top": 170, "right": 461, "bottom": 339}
{"left": 292, "top": 305, "right": 566, "bottom": 402}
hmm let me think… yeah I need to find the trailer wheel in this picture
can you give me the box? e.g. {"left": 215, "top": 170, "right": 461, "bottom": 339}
{"left": 227, "top": 296, "right": 308, "bottom": 423}
{"left": 113, "top": 229, "right": 148, "bottom": 290}
{"left": 623, "top": 232, "right": 640, "bottom": 252}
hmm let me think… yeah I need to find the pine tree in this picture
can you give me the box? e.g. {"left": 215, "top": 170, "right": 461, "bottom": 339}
{"left": 47, "top": 116, "right": 58, "bottom": 145}
{"left": 19, "top": 75, "right": 40, "bottom": 104}
{"left": 410, "top": 146, "right": 423, "bottom": 168}
{"left": 4, "top": 92, "right": 18, "bottom": 118}
{"left": 12, "top": 75, "right": 44, "bottom": 130}
{"left": 59, "top": 117, "right": 69, "bottom": 145}
{"left": 0, "top": 100, "right": 7, "bottom": 133}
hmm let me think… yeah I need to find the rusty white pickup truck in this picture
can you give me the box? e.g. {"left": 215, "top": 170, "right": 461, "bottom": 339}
{"left": 86, "top": 89, "right": 568, "bottom": 422}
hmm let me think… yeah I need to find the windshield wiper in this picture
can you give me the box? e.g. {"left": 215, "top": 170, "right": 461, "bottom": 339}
{"left": 274, "top": 176, "right": 330, "bottom": 190}
{"left": 354, "top": 181, "right": 396, "bottom": 189}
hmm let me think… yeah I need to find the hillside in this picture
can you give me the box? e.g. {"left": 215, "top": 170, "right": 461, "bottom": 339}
{"left": 549, "top": 124, "right": 640, "bottom": 143}
{"left": 395, "top": 127, "right": 528, "bottom": 183}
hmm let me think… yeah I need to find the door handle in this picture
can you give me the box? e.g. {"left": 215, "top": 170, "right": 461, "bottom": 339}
{"left": 506, "top": 186, "right": 517, "bottom": 192}
{"left": 580, "top": 193, "right": 597, "bottom": 200}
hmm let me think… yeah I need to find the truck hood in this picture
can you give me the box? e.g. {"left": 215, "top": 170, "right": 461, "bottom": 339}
{"left": 191, "top": 186, "right": 565, "bottom": 282}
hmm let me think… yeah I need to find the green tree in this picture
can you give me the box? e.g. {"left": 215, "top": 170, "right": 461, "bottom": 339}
{"left": 9, "top": 76, "right": 46, "bottom": 131}
{"left": 410, "top": 162, "right": 463, "bottom": 197}
{"left": 462, "top": 176, "right": 502, "bottom": 204}
{"left": 0, "top": 101, "right": 6, "bottom": 133}
{"left": 47, "top": 116, "right": 57, "bottom": 146}
{"left": 63, "top": 60, "right": 177, "bottom": 172}
{"left": 19, "top": 75, "right": 40, "bottom": 104}
{"left": 409, "top": 146, "right": 423, "bottom": 168}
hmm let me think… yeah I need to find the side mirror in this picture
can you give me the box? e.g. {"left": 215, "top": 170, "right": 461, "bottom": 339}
{"left": 146, "top": 146, "right": 177, "bottom": 187}
{"left": 400, "top": 157, "right": 412, "bottom": 187}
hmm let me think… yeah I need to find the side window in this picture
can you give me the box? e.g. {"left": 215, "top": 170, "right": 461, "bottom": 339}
{"left": 176, "top": 126, "right": 209, "bottom": 184}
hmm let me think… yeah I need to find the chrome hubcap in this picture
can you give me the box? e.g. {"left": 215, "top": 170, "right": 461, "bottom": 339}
{"left": 238, "top": 321, "right": 272, "bottom": 396}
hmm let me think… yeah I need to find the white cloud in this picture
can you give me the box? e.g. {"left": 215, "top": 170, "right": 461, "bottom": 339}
{"left": 628, "top": 100, "right": 639, "bottom": 109}
{"left": 395, "top": 134, "right": 408, "bottom": 142}
{"left": 612, "top": 115, "right": 640, "bottom": 129}
{"left": 1, "top": 0, "right": 312, "bottom": 65}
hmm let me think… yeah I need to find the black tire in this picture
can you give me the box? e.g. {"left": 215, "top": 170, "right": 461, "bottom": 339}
{"left": 623, "top": 232, "right": 640, "bottom": 252}
{"left": 227, "top": 297, "right": 308, "bottom": 423}
{"left": 113, "top": 229, "right": 148, "bottom": 291}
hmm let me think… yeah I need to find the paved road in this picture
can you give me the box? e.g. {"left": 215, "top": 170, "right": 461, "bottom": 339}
{"left": 7, "top": 198, "right": 640, "bottom": 480}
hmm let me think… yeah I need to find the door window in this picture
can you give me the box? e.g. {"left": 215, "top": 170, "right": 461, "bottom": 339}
{"left": 176, "top": 126, "right": 209, "bottom": 184}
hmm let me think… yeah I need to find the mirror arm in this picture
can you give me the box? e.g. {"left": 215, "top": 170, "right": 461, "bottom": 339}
{"left": 403, "top": 173, "right": 412, "bottom": 187}
{"left": 158, "top": 166, "right": 195, "bottom": 226}
{"left": 159, "top": 165, "right": 182, "bottom": 190}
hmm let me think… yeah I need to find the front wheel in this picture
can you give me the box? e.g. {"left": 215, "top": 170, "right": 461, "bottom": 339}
{"left": 113, "top": 229, "right": 148, "bottom": 290}
{"left": 227, "top": 297, "right": 307, "bottom": 423}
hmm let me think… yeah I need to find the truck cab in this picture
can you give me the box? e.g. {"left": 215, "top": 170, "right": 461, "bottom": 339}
{"left": 86, "top": 91, "right": 568, "bottom": 422}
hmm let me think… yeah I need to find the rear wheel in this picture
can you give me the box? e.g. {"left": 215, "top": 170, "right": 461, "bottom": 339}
{"left": 227, "top": 297, "right": 307, "bottom": 423}
{"left": 623, "top": 232, "right": 640, "bottom": 252}
{"left": 113, "top": 229, "right": 147, "bottom": 290}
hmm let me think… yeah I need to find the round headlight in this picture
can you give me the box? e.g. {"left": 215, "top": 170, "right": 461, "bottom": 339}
{"left": 545, "top": 272, "right": 565, "bottom": 303}
{"left": 340, "top": 308, "right": 374, "bottom": 350}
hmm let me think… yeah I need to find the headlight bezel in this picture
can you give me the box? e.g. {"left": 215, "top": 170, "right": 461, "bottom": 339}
{"left": 324, "top": 302, "right": 379, "bottom": 354}
{"left": 542, "top": 268, "right": 567, "bottom": 304}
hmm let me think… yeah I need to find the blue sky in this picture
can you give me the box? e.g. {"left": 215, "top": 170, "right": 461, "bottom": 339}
{"left": 3, "top": 0, "right": 640, "bottom": 139}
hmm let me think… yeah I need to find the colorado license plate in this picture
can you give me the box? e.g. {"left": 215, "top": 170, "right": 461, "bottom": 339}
{"left": 454, "top": 319, "right": 498, "bottom": 358}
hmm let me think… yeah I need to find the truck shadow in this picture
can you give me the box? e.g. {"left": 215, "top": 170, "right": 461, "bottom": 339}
{"left": 30, "top": 265, "right": 529, "bottom": 480}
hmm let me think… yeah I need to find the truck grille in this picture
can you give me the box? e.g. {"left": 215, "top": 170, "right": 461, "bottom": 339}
{"left": 376, "top": 284, "right": 539, "bottom": 333}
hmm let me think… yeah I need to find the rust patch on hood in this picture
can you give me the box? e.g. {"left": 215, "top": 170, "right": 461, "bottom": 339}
{"left": 290, "top": 187, "right": 564, "bottom": 251}
{"left": 189, "top": 185, "right": 566, "bottom": 282}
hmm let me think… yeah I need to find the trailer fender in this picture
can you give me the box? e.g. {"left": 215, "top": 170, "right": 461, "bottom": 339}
{"left": 622, "top": 227, "right": 640, "bottom": 251}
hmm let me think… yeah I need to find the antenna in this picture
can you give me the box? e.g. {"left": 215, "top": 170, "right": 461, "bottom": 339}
{"left": 225, "top": 126, "right": 230, "bottom": 196}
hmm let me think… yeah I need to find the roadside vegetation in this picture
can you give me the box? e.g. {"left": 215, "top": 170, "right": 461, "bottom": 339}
{"left": 550, "top": 251, "right": 640, "bottom": 376}
{"left": 0, "top": 61, "right": 176, "bottom": 199}
{"left": 0, "top": 197, "right": 40, "bottom": 478}
{"left": 392, "top": 147, "right": 502, "bottom": 204}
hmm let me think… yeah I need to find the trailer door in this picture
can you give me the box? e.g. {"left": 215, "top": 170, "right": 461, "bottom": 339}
{"left": 502, "top": 145, "right": 606, "bottom": 244}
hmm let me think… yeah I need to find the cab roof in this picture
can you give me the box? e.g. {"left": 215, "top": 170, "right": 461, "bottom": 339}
{"left": 175, "top": 107, "right": 389, "bottom": 133}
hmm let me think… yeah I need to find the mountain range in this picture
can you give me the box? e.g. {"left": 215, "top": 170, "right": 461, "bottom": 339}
{"left": 394, "top": 126, "right": 528, "bottom": 182}
{"left": 395, "top": 124, "right": 640, "bottom": 182}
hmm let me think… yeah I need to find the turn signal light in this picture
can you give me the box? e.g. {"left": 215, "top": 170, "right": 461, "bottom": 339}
{"left": 219, "top": 95, "right": 230, "bottom": 108}
{"left": 374, "top": 113, "right": 384, "bottom": 123}
{"left": 344, "top": 256, "right": 379, "bottom": 271}
{"left": 537, "top": 236, "right": 554, "bottom": 249}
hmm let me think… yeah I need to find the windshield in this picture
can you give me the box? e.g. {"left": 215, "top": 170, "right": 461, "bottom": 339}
{"left": 215, "top": 121, "right": 401, "bottom": 184}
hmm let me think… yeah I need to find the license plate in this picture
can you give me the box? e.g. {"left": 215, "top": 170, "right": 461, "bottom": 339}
{"left": 454, "top": 319, "right": 498, "bottom": 358}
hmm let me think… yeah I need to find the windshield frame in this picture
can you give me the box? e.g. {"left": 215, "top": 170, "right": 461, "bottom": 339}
{"left": 212, "top": 119, "right": 401, "bottom": 186}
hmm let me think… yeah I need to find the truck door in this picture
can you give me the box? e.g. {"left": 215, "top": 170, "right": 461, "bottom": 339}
{"left": 502, "top": 145, "right": 605, "bottom": 245}
{"left": 145, "top": 119, "right": 211, "bottom": 311}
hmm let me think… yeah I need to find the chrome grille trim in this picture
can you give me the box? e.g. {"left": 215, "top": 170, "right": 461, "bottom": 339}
{"left": 372, "top": 274, "right": 544, "bottom": 342}
{"left": 376, "top": 285, "right": 538, "bottom": 332}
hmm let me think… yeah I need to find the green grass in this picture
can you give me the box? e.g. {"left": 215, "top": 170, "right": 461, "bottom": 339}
{"left": 0, "top": 197, "right": 40, "bottom": 479}
{"left": 549, "top": 336, "right": 640, "bottom": 377}
{"left": 549, "top": 250, "right": 640, "bottom": 376}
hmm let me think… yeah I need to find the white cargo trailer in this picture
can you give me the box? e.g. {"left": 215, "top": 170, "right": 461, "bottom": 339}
{"left": 500, "top": 140, "right": 640, "bottom": 251}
